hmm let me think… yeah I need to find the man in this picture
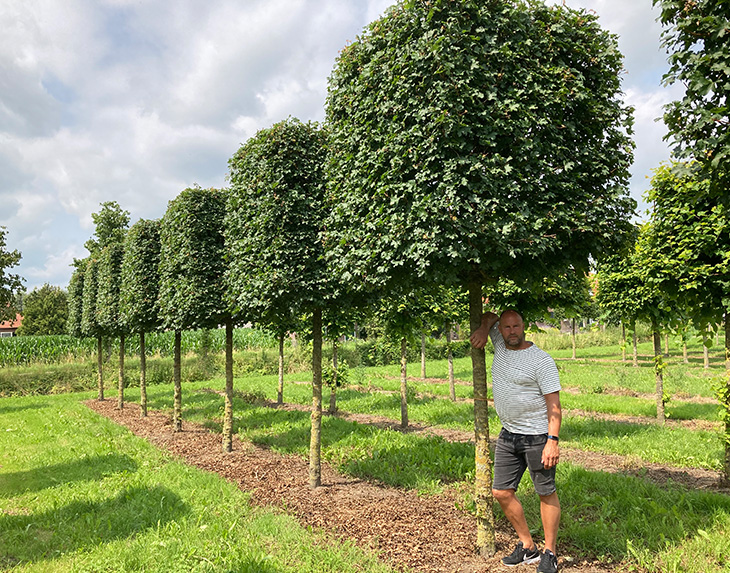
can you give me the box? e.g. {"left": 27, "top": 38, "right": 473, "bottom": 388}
{"left": 470, "top": 309, "right": 561, "bottom": 573}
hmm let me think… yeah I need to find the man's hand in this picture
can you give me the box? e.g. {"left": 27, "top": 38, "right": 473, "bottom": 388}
{"left": 469, "top": 311, "right": 498, "bottom": 349}
{"left": 542, "top": 439, "right": 560, "bottom": 469}
{"left": 469, "top": 326, "right": 490, "bottom": 349}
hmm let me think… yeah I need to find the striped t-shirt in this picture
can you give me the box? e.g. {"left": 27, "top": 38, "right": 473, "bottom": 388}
{"left": 489, "top": 322, "right": 561, "bottom": 435}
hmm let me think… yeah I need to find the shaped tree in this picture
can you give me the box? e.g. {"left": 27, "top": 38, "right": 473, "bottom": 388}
{"left": 226, "top": 118, "right": 328, "bottom": 487}
{"left": 120, "top": 218, "right": 162, "bottom": 417}
{"left": 81, "top": 256, "right": 105, "bottom": 400}
{"left": 96, "top": 243, "right": 127, "bottom": 409}
{"left": 325, "top": 0, "right": 635, "bottom": 555}
{"left": 159, "top": 187, "right": 228, "bottom": 434}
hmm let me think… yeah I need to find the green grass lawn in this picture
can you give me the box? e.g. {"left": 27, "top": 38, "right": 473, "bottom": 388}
{"left": 2, "top": 346, "right": 729, "bottom": 573}
{"left": 0, "top": 393, "right": 396, "bottom": 573}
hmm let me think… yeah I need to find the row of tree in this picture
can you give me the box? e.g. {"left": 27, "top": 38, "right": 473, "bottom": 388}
{"left": 61, "top": 0, "right": 729, "bottom": 557}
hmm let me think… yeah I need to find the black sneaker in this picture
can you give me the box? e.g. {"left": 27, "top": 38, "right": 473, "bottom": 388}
{"left": 536, "top": 549, "right": 558, "bottom": 573}
{"left": 501, "top": 542, "right": 541, "bottom": 567}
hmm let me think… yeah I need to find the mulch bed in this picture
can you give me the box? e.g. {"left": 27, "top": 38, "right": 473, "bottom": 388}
{"left": 85, "top": 398, "right": 726, "bottom": 572}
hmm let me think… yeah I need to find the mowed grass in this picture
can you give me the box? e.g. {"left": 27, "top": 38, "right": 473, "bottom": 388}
{"left": 0, "top": 393, "right": 396, "bottom": 573}
{"left": 2, "top": 340, "right": 730, "bottom": 573}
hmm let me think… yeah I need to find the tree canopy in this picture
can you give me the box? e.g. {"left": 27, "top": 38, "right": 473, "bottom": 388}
{"left": 84, "top": 201, "right": 130, "bottom": 255}
{"left": 654, "top": 0, "right": 730, "bottom": 194}
{"left": 16, "top": 284, "right": 68, "bottom": 336}
{"left": 120, "top": 218, "right": 162, "bottom": 334}
{"left": 226, "top": 118, "right": 329, "bottom": 326}
{"left": 0, "top": 226, "right": 23, "bottom": 322}
{"left": 325, "top": 0, "right": 636, "bottom": 292}
{"left": 158, "top": 187, "right": 228, "bottom": 333}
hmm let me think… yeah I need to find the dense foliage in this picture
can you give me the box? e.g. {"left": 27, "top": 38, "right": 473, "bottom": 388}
{"left": 654, "top": 0, "right": 730, "bottom": 194}
{"left": 325, "top": 0, "right": 636, "bottom": 292}
{"left": 16, "top": 284, "right": 68, "bottom": 336}
{"left": 158, "top": 187, "right": 228, "bottom": 332}
{"left": 0, "top": 226, "right": 23, "bottom": 322}
{"left": 120, "top": 219, "right": 162, "bottom": 334}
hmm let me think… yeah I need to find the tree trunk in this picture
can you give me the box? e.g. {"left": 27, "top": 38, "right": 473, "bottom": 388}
{"left": 683, "top": 341, "right": 688, "bottom": 364}
{"left": 722, "top": 313, "right": 730, "bottom": 483}
{"left": 664, "top": 332, "right": 670, "bottom": 356}
{"left": 97, "top": 336, "right": 104, "bottom": 400}
{"left": 571, "top": 318, "right": 577, "bottom": 360}
{"left": 400, "top": 337, "right": 409, "bottom": 428}
{"left": 447, "top": 324, "right": 456, "bottom": 402}
{"left": 329, "top": 341, "right": 338, "bottom": 415}
{"left": 704, "top": 326, "right": 711, "bottom": 369}
{"left": 277, "top": 333, "right": 285, "bottom": 405}
{"left": 469, "top": 279, "right": 495, "bottom": 557}
{"left": 139, "top": 331, "right": 147, "bottom": 417}
{"left": 223, "top": 319, "right": 234, "bottom": 453}
{"left": 421, "top": 332, "right": 426, "bottom": 380}
{"left": 621, "top": 322, "right": 626, "bottom": 363}
{"left": 173, "top": 330, "right": 182, "bottom": 432}
{"left": 309, "top": 308, "right": 323, "bottom": 489}
{"left": 653, "top": 324, "right": 665, "bottom": 424}
{"left": 632, "top": 320, "right": 638, "bottom": 368}
{"left": 117, "top": 334, "right": 125, "bottom": 409}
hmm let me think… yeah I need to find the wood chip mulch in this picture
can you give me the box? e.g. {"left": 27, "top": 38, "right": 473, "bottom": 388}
{"left": 85, "top": 398, "right": 665, "bottom": 573}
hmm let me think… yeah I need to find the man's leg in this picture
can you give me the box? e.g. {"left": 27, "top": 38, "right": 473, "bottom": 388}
{"left": 539, "top": 491, "right": 561, "bottom": 553}
{"left": 492, "top": 488, "right": 536, "bottom": 551}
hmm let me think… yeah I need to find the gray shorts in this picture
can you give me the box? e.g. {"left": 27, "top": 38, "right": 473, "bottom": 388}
{"left": 493, "top": 428, "right": 557, "bottom": 496}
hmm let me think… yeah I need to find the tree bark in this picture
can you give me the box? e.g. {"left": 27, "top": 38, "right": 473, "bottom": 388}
{"left": 631, "top": 320, "right": 638, "bottom": 368}
{"left": 469, "top": 279, "right": 495, "bottom": 557}
{"left": 329, "top": 341, "right": 338, "bottom": 415}
{"left": 117, "top": 334, "right": 125, "bottom": 409}
{"left": 704, "top": 326, "right": 711, "bottom": 369}
{"left": 139, "top": 331, "right": 147, "bottom": 417}
{"left": 447, "top": 324, "right": 456, "bottom": 402}
{"left": 223, "top": 319, "right": 234, "bottom": 453}
{"left": 722, "top": 313, "right": 730, "bottom": 483}
{"left": 571, "top": 318, "right": 577, "bottom": 360}
{"left": 664, "top": 332, "right": 670, "bottom": 356}
{"left": 653, "top": 323, "right": 665, "bottom": 424}
{"left": 421, "top": 332, "right": 426, "bottom": 379}
{"left": 621, "top": 322, "right": 626, "bottom": 363}
{"left": 309, "top": 308, "right": 323, "bottom": 488}
{"left": 400, "top": 337, "right": 409, "bottom": 428}
{"left": 277, "top": 333, "right": 285, "bottom": 405}
{"left": 97, "top": 336, "right": 104, "bottom": 401}
{"left": 173, "top": 330, "right": 182, "bottom": 432}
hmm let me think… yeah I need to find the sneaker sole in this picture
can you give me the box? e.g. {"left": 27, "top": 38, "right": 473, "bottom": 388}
{"left": 502, "top": 555, "right": 541, "bottom": 567}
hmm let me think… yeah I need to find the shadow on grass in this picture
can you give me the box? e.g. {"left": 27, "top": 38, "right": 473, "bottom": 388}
{"left": 0, "top": 402, "right": 50, "bottom": 415}
{"left": 0, "top": 453, "right": 138, "bottom": 499}
{"left": 0, "top": 485, "right": 188, "bottom": 565}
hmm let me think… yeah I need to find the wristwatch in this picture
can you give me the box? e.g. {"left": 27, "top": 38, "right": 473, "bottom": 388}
{"left": 547, "top": 435, "right": 559, "bottom": 442}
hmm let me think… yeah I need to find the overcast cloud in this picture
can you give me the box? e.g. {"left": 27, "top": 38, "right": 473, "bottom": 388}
{"left": 1, "top": 0, "right": 682, "bottom": 292}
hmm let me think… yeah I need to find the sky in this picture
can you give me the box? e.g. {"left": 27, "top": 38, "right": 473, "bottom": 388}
{"left": 1, "top": 0, "right": 684, "bottom": 293}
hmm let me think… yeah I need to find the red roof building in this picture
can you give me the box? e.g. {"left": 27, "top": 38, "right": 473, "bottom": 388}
{"left": 0, "top": 313, "right": 22, "bottom": 337}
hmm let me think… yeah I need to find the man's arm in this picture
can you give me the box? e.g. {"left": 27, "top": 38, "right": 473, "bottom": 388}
{"left": 542, "top": 392, "right": 562, "bottom": 469}
{"left": 469, "top": 311, "right": 499, "bottom": 349}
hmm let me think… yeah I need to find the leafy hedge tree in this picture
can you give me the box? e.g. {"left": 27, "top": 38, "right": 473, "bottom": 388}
{"left": 97, "top": 244, "right": 127, "bottom": 409}
{"left": 159, "top": 187, "right": 228, "bottom": 435}
{"left": 0, "top": 226, "right": 23, "bottom": 323}
{"left": 120, "top": 219, "right": 162, "bottom": 417}
{"left": 226, "top": 118, "right": 328, "bottom": 487}
{"left": 66, "top": 262, "right": 85, "bottom": 339}
{"left": 81, "top": 256, "right": 105, "bottom": 400}
{"left": 16, "top": 284, "right": 68, "bottom": 336}
{"left": 325, "top": 0, "right": 635, "bottom": 554}
{"left": 654, "top": 0, "right": 730, "bottom": 195}
{"left": 641, "top": 163, "right": 730, "bottom": 476}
